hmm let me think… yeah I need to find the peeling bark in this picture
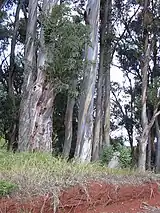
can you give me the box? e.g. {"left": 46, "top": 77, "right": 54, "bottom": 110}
{"left": 18, "top": 0, "right": 38, "bottom": 151}
{"left": 75, "top": 0, "right": 100, "bottom": 162}
{"left": 18, "top": 0, "right": 58, "bottom": 152}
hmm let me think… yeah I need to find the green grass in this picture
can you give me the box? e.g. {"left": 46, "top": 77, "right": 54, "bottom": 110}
{"left": 0, "top": 180, "right": 17, "bottom": 197}
{"left": 0, "top": 149, "right": 159, "bottom": 200}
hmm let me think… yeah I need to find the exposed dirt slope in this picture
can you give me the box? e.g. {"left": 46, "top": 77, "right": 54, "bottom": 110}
{"left": 1, "top": 181, "right": 160, "bottom": 213}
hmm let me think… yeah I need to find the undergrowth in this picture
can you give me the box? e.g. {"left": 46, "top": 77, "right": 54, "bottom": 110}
{"left": 0, "top": 149, "right": 159, "bottom": 199}
{"left": 0, "top": 180, "right": 17, "bottom": 197}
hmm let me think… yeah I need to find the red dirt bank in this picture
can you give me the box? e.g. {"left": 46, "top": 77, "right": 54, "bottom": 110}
{"left": 1, "top": 181, "right": 160, "bottom": 213}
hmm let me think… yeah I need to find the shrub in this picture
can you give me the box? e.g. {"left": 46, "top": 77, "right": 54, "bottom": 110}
{"left": 100, "top": 145, "right": 132, "bottom": 169}
{"left": 100, "top": 145, "right": 114, "bottom": 165}
{"left": 118, "top": 146, "right": 132, "bottom": 168}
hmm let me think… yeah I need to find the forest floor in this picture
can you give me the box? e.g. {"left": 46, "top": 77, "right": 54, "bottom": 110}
{"left": 1, "top": 150, "right": 160, "bottom": 212}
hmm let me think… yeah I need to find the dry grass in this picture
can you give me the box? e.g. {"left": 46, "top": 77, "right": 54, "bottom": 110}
{"left": 0, "top": 149, "right": 160, "bottom": 201}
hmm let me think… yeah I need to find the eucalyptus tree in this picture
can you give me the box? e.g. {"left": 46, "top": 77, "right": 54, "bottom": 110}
{"left": 0, "top": 0, "right": 24, "bottom": 150}
{"left": 63, "top": 80, "right": 77, "bottom": 157}
{"left": 92, "top": 0, "right": 112, "bottom": 161}
{"left": 113, "top": 0, "right": 160, "bottom": 171}
{"left": 18, "top": 0, "right": 59, "bottom": 152}
{"left": 18, "top": 1, "right": 88, "bottom": 152}
{"left": 74, "top": 0, "right": 100, "bottom": 162}
{"left": 137, "top": 0, "right": 160, "bottom": 171}
{"left": 62, "top": 0, "right": 87, "bottom": 158}
{"left": 8, "top": 0, "right": 23, "bottom": 150}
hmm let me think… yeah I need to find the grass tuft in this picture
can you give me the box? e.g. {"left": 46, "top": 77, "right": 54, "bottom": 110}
{"left": 0, "top": 180, "right": 18, "bottom": 197}
{"left": 0, "top": 150, "right": 160, "bottom": 200}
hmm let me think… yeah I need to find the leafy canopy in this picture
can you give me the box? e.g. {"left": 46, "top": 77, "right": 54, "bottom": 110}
{"left": 43, "top": 4, "right": 89, "bottom": 89}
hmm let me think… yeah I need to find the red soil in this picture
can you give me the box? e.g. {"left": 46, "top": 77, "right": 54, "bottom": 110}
{"left": 1, "top": 181, "right": 160, "bottom": 213}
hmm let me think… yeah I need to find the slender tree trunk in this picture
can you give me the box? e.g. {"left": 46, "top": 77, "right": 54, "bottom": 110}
{"left": 8, "top": 0, "right": 22, "bottom": 151}
{"left": 138, "top": 0, "right": 151, "bottom": 172}
{"left": 146, "top": 110, "right": 153, "bottom": 170}
{"left": 146, "top": 132, "right": 151, "bottom": 170}
{"left": 75, "top": 0, "right": 100, "bottom": 162}
{"left": 155, "top": 118, "right": 160, "bottom": 173}
{"left": 63, "top": 80, "right": 77, "bottom": 158}
{"left": 18, "top": 0, "right": 58, "bottom": 152}
{"left": 92, "top": 3, "right": 105, "bottom": 161}
{"left": 92, "top": 0, "right": 112, "bottom": 161}
{"left": 92, "top": 61, "right": 103, "bottom": 160}
{"left": 103, "top": 0, "right": 112, "bottom": 148}
{"left": 138, "top": 42, "right": 150, "bottom": 171}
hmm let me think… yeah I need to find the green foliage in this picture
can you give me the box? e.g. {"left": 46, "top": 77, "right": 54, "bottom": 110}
{"left": 42, "top": 4, "right": 89, "bottom": 89}
{"left": 101, "top": 144, "right": 132, "bottom": 169}
{"left": 118, "top": 145, "right": 132, "bottom": 168}
{"left": 100, "top": 146, "right": 114, "bottom": 165}
{"left": 147, "top": 77, "right": 160, "bottom": 106}
{"left": 0, "top": 180, "right": 17, "bottom": 197}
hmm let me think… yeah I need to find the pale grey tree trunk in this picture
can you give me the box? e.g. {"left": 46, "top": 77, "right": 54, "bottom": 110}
{"left": 138, "top": 0, "right": 151, "bottom": 172}
{"left": 75, "top": 0, "right": 100, "bottom": 162}
{"left": 18, "top": 0, "right": 38, "bottom": 151}
{"left": 63, "top": 80, "right": 77, "bottom": 158}
{"left": 103, "top": 0, "right": 112, "bottom": 148}
{"left": 146, "top": 132, "right": 151, "bottom": 170}
{"left": 18, "top": 0, "right": 58, "bottom": 152}
{"left": 92, "top": 61, "right": 103, "bottom": 160}
{"left": 138, "top": 36, "right": 150, "bottom": 171}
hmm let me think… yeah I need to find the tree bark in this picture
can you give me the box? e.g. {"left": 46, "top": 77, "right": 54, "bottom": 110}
{"left": 75, "top": 0, "right": 100, "bottom": 162}
{"left": 8, "top": 0, "right": 22, "bottom": 151}
{"left": 92, "top": 0, "right": 106, "bottom": 161}
{"left": 146, "top": 132, "right": 151, "bottom": 170}
{"left": 138, "top": 0, "right": 151, "bottom": 172}
{"left": 102, "top": 0, "right": 112, "bottom": 148}
{"left": 18, "top": 0, "right": 38, "bottom": 151}
{"left": 63, "top": 80, "right": 77, "bottom": 158}
{"left": 18, "top": 0, "right": 58, "bottom": 152}
{"left": 92, "top": 0, "right": 112, "bottom": 161}
{"left": 155, "top": 118, "right": 160, "bottom": 173}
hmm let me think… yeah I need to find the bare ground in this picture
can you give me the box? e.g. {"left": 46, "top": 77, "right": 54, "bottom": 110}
{"left": 1, "top": 180, "right": 160, "bottom": 213}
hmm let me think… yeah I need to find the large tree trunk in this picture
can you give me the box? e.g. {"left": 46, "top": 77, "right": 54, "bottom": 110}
{"left": 75, "top": 0, "right": 100, "bottom": 162}
{"left": 8, "top": 0, "right": 22, "bottom": 151}
{"left": 63, "top": 80, "right": 77, "bottom": 158}
{"left": 102, "top": 0, "right": 112, "bottom": 148}
{"left": 18, "top": 0, "right": 58, "bottom": 152}
{"left": 18, "top": 0, "right": 38, "bottom": 151}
